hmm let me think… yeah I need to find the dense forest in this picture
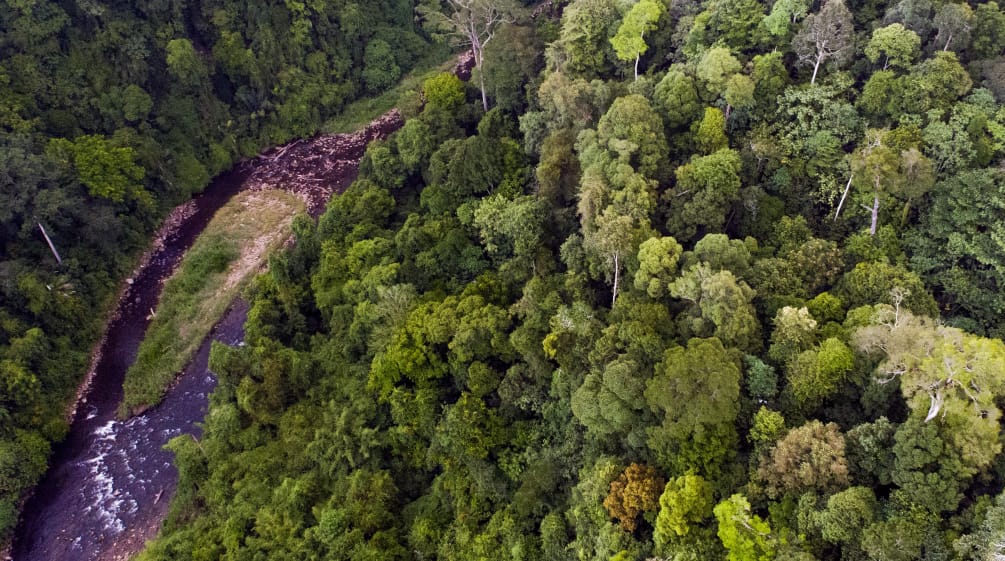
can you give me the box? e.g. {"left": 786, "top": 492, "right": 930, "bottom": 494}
{"left": 9, "top": 0, "right": 1005, "bottom": 558}
{"left": 0, "top": 0, "right": 433, "bottom": 539}
{"left": 125, "top": 0, "right": 1005, "bottom": 560}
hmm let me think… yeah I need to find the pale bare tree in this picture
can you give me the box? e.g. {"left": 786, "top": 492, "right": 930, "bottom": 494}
{"left": 419, "top": 0, "right": 521, "bottom": 110}
{"left": 792, "top": 0, "right": 855, "bottom": 85}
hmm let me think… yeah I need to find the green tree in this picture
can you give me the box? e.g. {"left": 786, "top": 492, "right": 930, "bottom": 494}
{"left": 396, "top": 119, "right": 435, "bottom": 173}
{"left": 904, "top": 52, "right": 972, "bottom": 116}
{"left": 817, "top": 486, "right": 877, "bottom": 544}
{"left": 595, "top": 94, "right": 669, "bottom": 181}
{"left": 784, "top": 337, "right": 855, "bottom": 409}
{"left": 864, "top": 24, "right": 920, "bottom": 70}
{"left": 954, "top": 492, "right": 1005, "bottom": 561}
{"left": 746, "top": 359, "right": 779, "bottom": 402}
{"left": 419, "top": 0, "right": 520, "bottom": 110}
{"left": 645, "top": 337, "right": 742, "bottom": 475}
{"left": 473, "top": 194, "right": 546, "bottom": 263}
{"left": 846, "top": 417, "right": 897, "bottom": 486}
{"left": 687, "top": 0, "right": 767, "bottom": 53}
{"left": 890, "top": 417, "right": 972, "bottom": 512}
{"left": 908, "top": 169, "right": 1005, "bottom": 331}
{"left": 971, "top": 1, "right": 1005, "bottom": 59}
{"left": 165, "top": 38, "right": 209, "bottom": 90}
{"left": 768, "top": 306, "right": 818, "bottom": 364}
{"left": 583, "top": 207, "right": 652, "bottom": 306}
{"left": 933, "top": 3, "right": 972, "bottom": 53}
{"left": 633, "top": 236, "right": 683, "bottom": 299}
{"left": 654, "top": 474, "right": 715, "bottom": 546}
{"left": 362, "top": 39, "right": 401, "bottom": 93}
{"left": 854, "top": 307, "right": 1005, "bottom": 474}
{"left": 694, "top": 107, "right": 728, "bottom": 154}
{"left": 654, "top": 68, "right": 702, "bottom": 130}
{"left": 671, "top": 265, "right": 760, "bottom": 352}
{"left": 689, "top": 234, "right": 755, "bottom": 279}
{"left": 696, "top": 47, "right": 742, "bottom": 101}
{"left": 749, "top": 406, "right": 786, "bottom": 449}
{"left": 836, "top": 261, "right": 937, "bottom": 317}
{"left": 667, "top": 149, "right": 743, "bottom": 242}
{"left": 554, "top": 0, "right": 620, "bottom": 78}
{"left": 724, "top": 74, "right": 755, "bottom": 117}
{"left": 714, "top": 494, "right": 777, "bottom": 561}
{"left": 431, "top": 392, "right": 507, "bottom": 464}
{"left": 861, "top": 515, "right": 926, "bottom": 561}
{"left": 610, "top": 0, "right": 664, "bottom": 81}
{"left": 762, "top": 0, "right": 810, "bottom": 37}
{"left": 424, "top": 72, "right": 466, "bottom": 109}
{"left": 48, "top": 135, "right": 146, "bottom": 203}
{"left": 571, "top": 357, "right": 650, "bottom": 440}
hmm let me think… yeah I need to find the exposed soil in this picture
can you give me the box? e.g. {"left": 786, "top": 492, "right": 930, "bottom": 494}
{"left": 245, "top": 109, "right": 405, "bottom": 215}
{"left": 218, "top": 192, "right": 300, "bottom": 293}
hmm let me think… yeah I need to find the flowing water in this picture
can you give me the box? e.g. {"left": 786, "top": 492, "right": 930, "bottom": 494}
{"left": 10, "top": 162, "right": 249, "bottom": 561}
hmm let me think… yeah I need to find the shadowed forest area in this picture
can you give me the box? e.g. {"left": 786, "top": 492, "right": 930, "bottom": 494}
{"left": 6, "top": 0, "right": 1005, "bottom": 559}
{"left": 0, "top": 0, "right": 437, "bottom": 540}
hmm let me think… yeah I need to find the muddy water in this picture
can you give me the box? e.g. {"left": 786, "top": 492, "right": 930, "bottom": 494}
{"left": 11, "top": 109, "right": 412, "bottom": 561}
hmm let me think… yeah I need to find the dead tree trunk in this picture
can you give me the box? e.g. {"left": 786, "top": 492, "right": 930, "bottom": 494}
{"left": 38, "top": 223, "right": 63, "bottom": 265}
{"left": 869, "top": 195, "right": 879, "bottom": 236}
{"left": 611, "top": 253, "right": 620, "bottom": 307}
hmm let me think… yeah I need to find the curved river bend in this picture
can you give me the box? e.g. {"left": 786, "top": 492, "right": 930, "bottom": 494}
{"left": 11, "top": 110, "right": 407, "bottom": 561}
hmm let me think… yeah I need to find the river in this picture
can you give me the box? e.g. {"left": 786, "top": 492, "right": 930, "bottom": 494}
{"left": 10, "top": 110, "right": 408, "bottom": 561}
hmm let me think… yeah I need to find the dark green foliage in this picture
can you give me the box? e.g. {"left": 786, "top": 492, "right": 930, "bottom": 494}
{"left": 364, "top": 40, "right": 402, "bottom": 94}
{"left": 908, "top": 169, "right": 1005, "bottom": 333}
{"left": 0, "top": 0, "right": 431, "bottom": 542}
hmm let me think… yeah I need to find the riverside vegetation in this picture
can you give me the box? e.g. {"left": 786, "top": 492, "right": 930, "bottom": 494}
{"left": 8, "top": 0, "right": 1005, "bottom": 559}
{"left": 0, "top": 0, "right": 439, "bottom": 540}
{"left": 139, "top": 0, "right": 1005, "bottom": 560}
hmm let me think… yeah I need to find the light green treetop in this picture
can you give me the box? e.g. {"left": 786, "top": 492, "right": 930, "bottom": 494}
{"left": 610, "top": 0, "right": 666, "bottom": 80}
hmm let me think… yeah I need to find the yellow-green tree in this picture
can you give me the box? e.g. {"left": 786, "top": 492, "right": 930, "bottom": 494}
{"left": 610, "top": 0, "right": 665, "bottom": 81}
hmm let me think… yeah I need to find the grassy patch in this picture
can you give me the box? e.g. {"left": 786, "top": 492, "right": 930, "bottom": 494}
{"left": 120, "top": 190, "right": 305, "bottom": 417}
{"left": 323, "top": 45, "right": 456, "bottom": 134}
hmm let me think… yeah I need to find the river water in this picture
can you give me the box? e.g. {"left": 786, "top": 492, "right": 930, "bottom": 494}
{"left": 11, "top": 110, "right": 408, "bottom": 561}
{"left": 10, "top": 164, "right": 249, "bottom": 561}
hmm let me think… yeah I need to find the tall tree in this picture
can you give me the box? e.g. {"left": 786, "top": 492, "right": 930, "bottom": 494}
{"left": 932, "top": 3, "right": 972, "bottom": 53}
{"left": 854, "top": 305, "right": 1005, "bottom": 473}
{"left": 419, "top": 0, "right": 520, "bottom": 111}
{"left": 755, "top": 420, "right": 850, "bottom": 498}
{"left": 908, "top": 169, "right": 1005, "bottom": 330}
{"left": 610, "top": 0, "right": 665, "bottom": 81}
{"left": 792, "top": 0, "right": 855, "bottom": 84}
{"left": 645, "top": 337, "right": 743, "bottom": 475}
{"left": 714, "top": 494, "right": 778, "bottom": 561}
{"left": 865, "top": 23, "right": 920, "bottom": 70}
{"left": 762, "top": 0, "right": 810, "bottom": 37}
